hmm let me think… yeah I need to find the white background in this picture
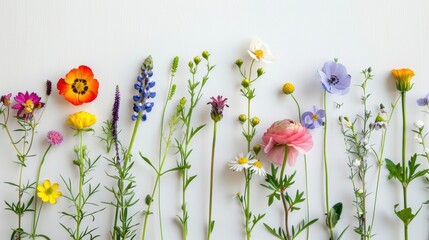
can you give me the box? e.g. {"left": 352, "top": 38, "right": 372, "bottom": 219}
{"left": 1, "top": 0, "right": 429, "bottom": 239}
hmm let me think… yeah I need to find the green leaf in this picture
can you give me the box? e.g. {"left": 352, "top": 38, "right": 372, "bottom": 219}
{"left": 326, "top": 202, "right": 343, "bottom": 229}
{"left": 385, "top": 158, "right": 403, "bottom": 181}
{"left": 209, "top": 220, "right": 215, "bottom": 233}
{"left": 394, "top": 204, "right": 421, "bottom": 225}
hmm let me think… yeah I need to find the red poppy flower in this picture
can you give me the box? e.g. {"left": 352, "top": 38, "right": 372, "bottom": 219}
{"left": 57, "top": 65, "right": 99, "bottom": 106}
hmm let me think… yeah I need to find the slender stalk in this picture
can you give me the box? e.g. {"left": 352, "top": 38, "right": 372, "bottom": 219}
{"left": 322, "top": 91, "right": 333, "bottom": 238}
{"left": 207, "top": 121, "right": 217, "bottom": 240}
{"left": 76, "top": 131, "right": 84, "bottom": 239}
{"left": 290, "top": 93, "right": 310, "bottom": 240}
{"left": 31, "top": 144, "right": 52, "bottom": 238}
{"left": 280, "top": 146, "right": 290, "bottom": 240}
{"left": 400, "top": 92, "right": 408, "bottom": 240}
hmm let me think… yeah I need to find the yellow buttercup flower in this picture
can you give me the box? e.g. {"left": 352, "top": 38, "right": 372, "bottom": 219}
{"left": 392, "top": 68, "right": 414, "bottom": 92}
{"left": 66, "top": 111, "right": 96, "bottom": 129}
{"left": 37, "top": 180, "right": 62, "bottom": 204}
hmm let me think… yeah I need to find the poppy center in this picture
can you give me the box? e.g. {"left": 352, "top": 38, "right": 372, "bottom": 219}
{"left": 238, "top": 157, "right": 248, "bottom": 164}
{"left": 72, "top": 79, "right": 89, "bottom": 95}
{"left": 254, "top": 49, "right": 264, "bottom": 59}
{"left": 22, "top": 99, "right": 34, "bottom": 113}
{"left": 328, "top": 75, "right": 340, "bottom": 85}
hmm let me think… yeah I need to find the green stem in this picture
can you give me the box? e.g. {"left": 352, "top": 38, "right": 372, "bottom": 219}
{"left": 323, "top": 91, "right": 334, "bottom": 239}
{"left": 280, "top": 146, "right": 290, "bottom": 240}
{"left": 291, "top": 93, "right": 310, "bottom": 240}
{"left": 207, "top": 121, "right": 217, "bottom": 240}
{"left": 76, "top": 131, "right": 84, "bottom": 239}
{"left": 401, "top": 91, "right": 408, "bottom": 240}
{"left": 31, "top": 144, "right": 52, "bottom": 238}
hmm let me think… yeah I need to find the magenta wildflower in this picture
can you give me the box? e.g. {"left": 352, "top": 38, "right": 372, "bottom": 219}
{"left": 47, "top": 130, "right": 63, "bottom": 145}
{"left": 1, "top": 93, "right": 12, "bottom": 106}
{"left": 207, "top": 96, "right": 229, "bottom": 122}
{"left": 12, "top": 91, "right": 44, "bottom": 119}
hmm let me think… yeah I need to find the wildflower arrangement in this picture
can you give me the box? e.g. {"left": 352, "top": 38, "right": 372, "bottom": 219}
{"left": 140, "top": 56, "right": 184, "bottom": 240}
{"left": 318, "top": 59, "right": 351, "bottom": 240}
{"left": 175, "top": 51, "right": 214, "bottom": 240}
{"left": 261, "top": 119, "right": 317, "bottom": 240}
{"left": 1, "top": 82, "right": 49, "bottom": 239}
{"left": 338, "top": 67, "right": 398, "bottom": 239}
{"left": 102, "top": 56, "right": 157, "bottom": 240}
{"left": 231, "top": 38, "right": 269, "bottom": 240}
{"left": 57, "top": 66, "right": 103, "bottom": 239}
{"left": 206, "top": 95, "right": 228, "bottom": 240}
{"left": 1, "top": 40, "right": 429, "bottom": 240}
{"left": 385, "top": 68, "right": 428, "bottom": 240}
{"left": 281, "top": 82, "right": 324, "bottom": 240}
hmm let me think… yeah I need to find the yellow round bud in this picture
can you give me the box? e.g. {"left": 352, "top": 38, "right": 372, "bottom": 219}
{"left": 251, "top": 117, "right": 260, "bottom": 127}
{"left": 282, "top": 82, "right": 295, "bottom": 95}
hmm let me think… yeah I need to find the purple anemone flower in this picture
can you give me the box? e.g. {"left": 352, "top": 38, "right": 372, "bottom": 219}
{"left": 417, "top": 93, "right": 429, "bottom": 107}
{"left": 302, "top": 106, "right": 325, "bottom": 129}
{"left": 318, "top": 60, "right": 351, "bottom": 95}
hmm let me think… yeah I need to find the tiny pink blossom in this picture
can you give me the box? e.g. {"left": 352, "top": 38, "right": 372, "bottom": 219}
{"left": 47, "top": 130, "right": 63, "bottom": 145}
{"left": 262, "top": 119, "right": 313, "bottom": 166}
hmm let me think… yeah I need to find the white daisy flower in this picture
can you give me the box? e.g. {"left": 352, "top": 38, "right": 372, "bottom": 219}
{"left": 247, "top": 38, "right": 273, "bottom": 63}
{"left": 229, "top": 153, "right": 254, "bottom": 172}
{"left": 250, "top": 160, "right": 266, "bottom": 177}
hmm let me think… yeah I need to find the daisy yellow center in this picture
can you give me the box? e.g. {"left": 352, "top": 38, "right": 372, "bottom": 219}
{"left": 312, "top": 114, "right": 319, "bottom": 120}
{"left": 22, "top": 99, "right": 34, "bottom": 113}
{"left": 254, "top": 161, "right": 263, "bottom": 169}
{"left": 238, "top": 157, "right": 248, "bottom": 164}
{"left": 72, "top": 79, "right": 89, "bottom": 95}
{"left": 254, "top": 49, "right": 264, "bottom": 59}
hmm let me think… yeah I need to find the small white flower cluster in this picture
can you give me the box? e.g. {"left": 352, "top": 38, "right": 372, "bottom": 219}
{"left": 229, "top": 152, "right": 267, "bottom": 176}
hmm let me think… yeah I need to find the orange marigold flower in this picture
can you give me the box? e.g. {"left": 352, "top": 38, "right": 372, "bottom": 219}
{"left": 391, "top": 68, "right": 414, "bottom": 92}
{"left": 57, "top": 65, "right": 99, "bottom": 105}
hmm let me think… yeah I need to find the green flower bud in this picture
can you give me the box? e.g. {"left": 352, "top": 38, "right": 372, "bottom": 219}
{"left": 194, "top": 56, "right": 201, "bottom": 65}
{"left": 251, "top": 117, "right": 260, "bottom": 127}
{"left": 235, "top": 59, "right": 243, "bottom": 68}
{"left": 253, "top": 144, "right": 261, "bottom": 155}
{"left": 188, "top": 61, "right": 194, "bottom": 69}
{"left": 202, "top": 51, "right": 210, "bottom": 60}
{"left": 145, "top": 194, "right": 152, "bottom": 205}
{"left": 238, "top": 114, "right": 247, "bottom": 123}
{"left": 241, "top": 79, "right": 250, "bottom": 88}
{"left": 257, "top": 67, "right": 265, "bottom": 77}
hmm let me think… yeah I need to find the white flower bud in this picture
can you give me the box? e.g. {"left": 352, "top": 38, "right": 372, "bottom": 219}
{"left": 353, "top": 159, "right": 361, "bottom": 167}
{"left": 414, "top": 120, "right": 424, "bottom": 129}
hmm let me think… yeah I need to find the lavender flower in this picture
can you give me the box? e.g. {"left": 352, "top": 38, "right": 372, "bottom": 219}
{"left": 417, "top": 93, "right": 429, "bottom": 107}
{"left": 302, "top": 106, "right": 325, "bottom": 129}
{"left": 132, "top": 55, "right": 156, "bottom": 121}
{"left": 318, "top": 60, "right": 351, "bottom": 95}
{"left": 207, "top": 96, "right": 229, "bottom": 122}
{"left": 112, "top": 85, "right": 121, "bottom": 163}
{"left": 47, "top": 130, "right": 63, "bottom": 145}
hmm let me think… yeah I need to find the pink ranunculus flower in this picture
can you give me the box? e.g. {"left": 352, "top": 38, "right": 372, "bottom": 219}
{"left": 262, "top": 119, "right": 313, "bottom": 166}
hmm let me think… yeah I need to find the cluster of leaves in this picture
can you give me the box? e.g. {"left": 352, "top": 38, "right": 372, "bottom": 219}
{"left": 60, "top": 145, "right": 103, "bottom": 240}
{"left": 262, "top": 164, "right": 318, "bottom": 240}
{"left": 386, "top": 154, "right": 428, "bottom": 227}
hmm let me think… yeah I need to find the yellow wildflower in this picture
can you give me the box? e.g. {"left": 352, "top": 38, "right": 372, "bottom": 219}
{"left": 66, "top": 111, "right": 96, "bottom": 129}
